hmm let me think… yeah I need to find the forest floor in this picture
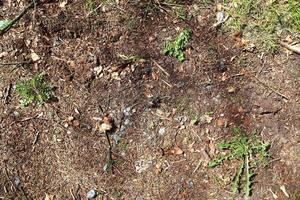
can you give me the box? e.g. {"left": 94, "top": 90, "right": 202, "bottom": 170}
{"left": 0, "top": 0, "right": 299, "bottom": 200}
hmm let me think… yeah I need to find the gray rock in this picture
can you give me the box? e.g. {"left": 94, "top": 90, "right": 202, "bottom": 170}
{"left": 135, "top": 159, "right": 153, "bottom": 173}
{"left": 188, "top": 180, "right": 194, "bottom": 188}
{"left": 14, "top": 177, "right": 20, "bottom": 187}
{"left": 87, "top": 189, "right": 97, "bottom": 199}
{"left": 123, "top": 107, "right": 131, "bottom": 116}
{"left": 158, "top": 127, "right": 166, "bottom": 135}
{"left": 136, "top": 195, "right": 143, "bottom": 200}
{"left": 124, "top": 118, "right": 131, "bottom": 126}
{"left": 13, "top": 111, "right": 20, "bottom": 118}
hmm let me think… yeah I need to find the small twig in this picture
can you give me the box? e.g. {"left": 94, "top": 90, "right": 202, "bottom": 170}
{"left": 230, "top": 73, "right": 245, "bottom": 79}
{"left": 192, "top": 160, "right": 202, "bottom": 174}
{"left": 32, "top": 132, "right": 39, "bottom": 145}
{"left": 161, "top": 79, "right": 172, "bottom": 88}
{"left": 104, "top": 130, "right": 114, "bottom": 173}
{"left": 256, "top": 57, "right": 267, "bottom": 76}
{"left": 86, "top": 3, "right": 102, "bottom": 18}
{"left": 31, "top": 132, "right": 39, "bottom": 151}
{"left": 69, "top": 189, "right": 76, "bottom": 200}
{"left": 0, "top": 60, "right": 33, "bottom": 66}
{"left": 10, "top": 114, "right": 39, "bottom": 126}
{"left": 279, "top": 41, "right": 300, "bottom": 54}
{"left": 252, "top": 76, "right": 289, "bottom": 100}
{"left": 152, "top": 59, "right": 170, "bottom": 77}
{"left": 3, "top": 83, "right": 12, "bottom": 104}
{"left": 0, "top": 1, "right": 37, "bottom": 35}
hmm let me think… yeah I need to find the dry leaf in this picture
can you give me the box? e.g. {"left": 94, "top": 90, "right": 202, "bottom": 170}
{"left": 111, "top": 72, "right": 120, "bottom": 80}
{"left": 45, "top": 193, "right": 54, "bottom": 200}
{"left": 227, "top": 86, "right": 236, "bottom": 93}
{"left": 67, "top": 116, "right": 74, "bottom": 122}
{"left": 31, "top": 52, "right": 40, "bottom": 61}
{"left": 59, "top": 0, "right": 68, "bottom": 8}
{"left": 216, "top": 118, "right": 227, "bottom": 126}
{"left": 155, "top": 163, "right": 163, "bottom": 174}
{"left": 171, "top": 146, "right": 184, "bottom": 155}
{"left": 73, "top": 120, "right": 80, "bottom": 127}
{"left": 98, "top": 116, "right": 113, "bottom": 132}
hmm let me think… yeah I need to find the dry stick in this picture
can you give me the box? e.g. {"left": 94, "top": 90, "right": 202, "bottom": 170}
{"left": 0, "top": 60, "right": 33, "bottom": 66}
{"left": 152, "top": 59, "right": 170, "bottom": 77}
{"left": 86, "top": 3, "right": 102, "bottom": 18}
{"left": 0, "top": 1, "right": 36, "bottom": 35}
{"left": 279, "top": 41, "right": 300, "bottom": 54}
{"left": 161, "top": 79, "right": 172, "bottom": 87}
{"left": 252, "top": 76, "right": 289, "bottom": 100}
{"left": 3, "top": 83, "right": 12, "bottom": 104}
{"left": 105, "top": 130, "right": 114, "bottom": 172}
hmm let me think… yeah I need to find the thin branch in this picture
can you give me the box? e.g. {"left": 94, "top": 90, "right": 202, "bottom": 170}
{"left": 0, "top": 60, "right": 33, "bottom": 66}
{"left": 279, "top": 41, "right": 300, "bottom": 54}
{"left": 104, "top": 130, "right": 114, "bottom": 172}
{"left": 86, "top": 3, "right": 102, "bottom": 18}
{"left": 152, "top": 59, "right": 170, "bottom": 77}
{"left": 252, "top": 76, "right": 289, "bottom": 100}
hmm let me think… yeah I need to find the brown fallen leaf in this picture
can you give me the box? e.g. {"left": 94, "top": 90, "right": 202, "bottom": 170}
{"left": 155, "top": 163, "right": 163, "bottom": 174}
{"left": 170, "top": 146, "right": 184, "bottom": 155}
{"left": 98, "top": 116, "right": 113, "bottom": 133}
{"left": 227, "top": 86, "right": 236, "bottom": 93}
{"left": 45, "top": 193, "right": 54, "bottom": 200}
{"left": 73, "top": 119, "right": 80, "bottom": 127}
{"left": 216, "top": 118, "right": 227, "bottom": 127}
{"left": 30, "top": 52, "right": 40, "bottom": 61}
{"left": 59, "top": 0, "right": 67, "bottom": 8}
{"left": 280, "top": 41, "right": 300, "bottom": 54}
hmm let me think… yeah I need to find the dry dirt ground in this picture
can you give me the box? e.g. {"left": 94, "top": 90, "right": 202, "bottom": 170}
{"left": 0, "top": 1, "right": 300, "bottom": 200}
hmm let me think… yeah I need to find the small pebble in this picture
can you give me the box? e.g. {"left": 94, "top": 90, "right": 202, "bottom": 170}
{"left": 93, "top": 66, "right": 103, "bottom": 76}
{"left": 188, "top": 180, "right": 194, "bottom": 188}
{"left": 73, "top": 120, "right": 80, "bottom": 127}
{"left": 158, "top": 127, "right": 165, "bottom": 135}
{"left": 82, "top": 123, "right": 92, "bottom": 130}
{"left": 13, "top": 111, "right": 20, "bottom": 118}
{"left": 113, "top": 134, "right": 121, "bottom": 144}
{"left": 217, "top": 60, "right": 227, "bottom": 72}
{"left": 14, "top": 177, "right": 21, "bottom": 187}
{"left": 87, "top": 189, "right": 97, "bottom": 199}
{"left": 120, "top": 125, "right": 126, "bottom": 132}
{"left": 74, "top": 108, "right": 80, "bottom": 114}
{"left": 136, "top": 195, "right": 143, "bottom": 200}
{"left": 124, "top": 118, "right": 131, "bottom": 126}
{"left": 216, "top": 11, "right": 226, "bottom": 23}
{"left": 123, "top": 107, "right": 131, "bottom": 116}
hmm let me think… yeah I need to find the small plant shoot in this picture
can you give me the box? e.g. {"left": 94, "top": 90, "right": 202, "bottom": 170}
{"left": 16, "top": 73, "right": 53, "bottom": 107}
{"left": 208, "top": 128, "right": 269, "bottom": 198}
{"left": 164, "top": 28, "right": 192, "bottom": 62}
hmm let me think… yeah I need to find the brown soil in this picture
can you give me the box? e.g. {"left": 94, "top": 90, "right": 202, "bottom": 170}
{"left": 0, "top": 1, "right": 299, "bottom": 200}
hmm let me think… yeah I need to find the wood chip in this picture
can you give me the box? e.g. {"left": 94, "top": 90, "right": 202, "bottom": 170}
{"left": 170, "top": 146, "right": 184, "bottom": 155}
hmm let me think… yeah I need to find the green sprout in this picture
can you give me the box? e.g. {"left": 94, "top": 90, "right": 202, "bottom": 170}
{"left": 208, "top": 128, "right": 269, "bottom": 197}
{"left": 85, "top": 0, "right": 96, "bottom": 13}
{"left": 164, "top": 28, "right": 192, "bottom": 62}
{"left": 16, "top": 73, "right": 53, "bottom": 107}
